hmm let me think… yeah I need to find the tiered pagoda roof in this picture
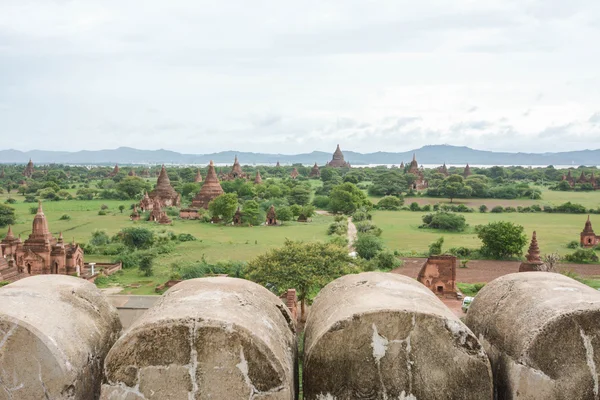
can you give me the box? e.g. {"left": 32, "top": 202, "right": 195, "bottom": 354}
{"left": 192, "top": 161, "right": 224, "bottom": 209}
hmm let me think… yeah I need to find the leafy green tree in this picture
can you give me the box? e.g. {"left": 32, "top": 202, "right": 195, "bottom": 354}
{"left": 320, "top": 168, "right": 340, "bottom": 182}
{"left": 368, "top": 171, "right": 407, "bottom": 196}
{"left": 241, "top": 200, "right": 262, "bottom": 225}
{"left": 247, "top": 239, "right": 358, "bottom": 320}
{"left": 421, "top": 212, "right": 467, "bottom": 232}
{"left": 354, "top": 234, "right": 384, "bottom": 260}
{"left": 288, "top": 186, "right": 311, "bottom": 206}
{"left": 329, "top": 182, "right": 371, "bottom": 214}
{"left": 139, "top": 253, "right": 154, "bottom": 277}
{"left": 0, "top": 204, "right": 16, "bottom": 228}
{"left": 276, "top": 206, "right": 293, "bottom": 222}
{"left": 89, "top": 230, "right": 110, "bottom": 247}
{"left": 180, "top": 183, "right": 201, "bottom": 198}
{"left": 119, "top": 227, "right": 155, "bottom": 249}
{"left": 117, "top": 176, "right": 150, "bottom": 199}
{"left": 118, "top": 205, "right": 125, "bottom": 213}
{"left": 377, "top": 196, "right": 404, "bottom": 210}
{"left": 441, "top": 175, "right": 472, "bottom": 203}
{"left": 476, "top": 222, "right": 527, "bottom": 259}
{"left": 209, "top": 193, "right": 239, "bottom": 222}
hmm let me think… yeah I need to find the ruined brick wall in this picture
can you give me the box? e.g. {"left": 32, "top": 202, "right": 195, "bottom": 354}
{"left": 417, "top": 255, "right": 457, "bottom": 298}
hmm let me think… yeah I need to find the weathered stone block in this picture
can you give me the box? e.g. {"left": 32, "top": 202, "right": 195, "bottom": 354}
{"left": 303, "top": 272, "right": 493, "bottom": 400}
{"left": 466, "top": 272, "right": 600, "bottom": 399}
{"left": 101, "top": 277, "right": 297, "bottom": 400}
{"left": 0, "top": 275, "right": 122, "bottom": 400}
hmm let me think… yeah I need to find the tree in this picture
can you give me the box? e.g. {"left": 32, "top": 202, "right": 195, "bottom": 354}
{"left": 329, "top": 182, "right": 371, "bottom": 215}
{"left": 377, "top": 196, "right": 404, "bottom": 210}
{"left": 476, "top": 222, "right": 527, "bottom": 259}
{"left": 354, "top": 234, "right": 384, "bottom": 260}
{"left": 208, "top": 193, "right": 239, "bottom": 222}
{"left": 119, "top": 227, "right": 155, "bottom": 249}
{"left": 320, "top": 168, "right": 340, "bottom": 182}
{"left": 368, "top": 171, "right": 407, "bottom": 197}
{"left": 116, "top": 176, "right": 150, "bottom": 199}
{"left": 288, "top": 186, "right": 311, "bottom": 206}
{"left": 89, "top": 230, "right": 110, "bottom": 247}
{"left": 0, "top": 204, "right": 16, "bottom": 228}
{"left": 440, "top": 175, "right": 472, "bottom": 203}
{"left": 118, "top": 205, "right": 125, "bottom": 213}
{"left": 241, "top": 200, "right": 262, "bottom": 225}
{"left": 139, "top": 253, "right": 154, "bottom": 277}
{"left": 247, "top": 239, "right": 358, "bottom": 321}
{"left": 180, "top": 183, "right": 200, "bottom": 198}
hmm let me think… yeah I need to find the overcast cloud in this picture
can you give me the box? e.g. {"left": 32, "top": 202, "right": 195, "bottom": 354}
{"left": 1, "top": 0, "right": 599, "bottom": 154}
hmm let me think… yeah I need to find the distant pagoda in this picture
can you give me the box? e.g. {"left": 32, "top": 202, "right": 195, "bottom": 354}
{"left": 254, "top": 170, "right": 263, "bottom": 184}
{"left": 109, "top": 164, "right": 120, "bottom": 177}
{"left": 463, "top": 164, "right": 472, "bottom": 178}
{"left": 309, "top": 163, "right": 320, "bottom": 178}
{"left": 290, "top": 168, "right": 299, "bottom": 180}
{"left": 519, "top": 231, "right": 547, "bottom": 272}
{"left": 438, "top": 163, "right": 449, "bottom": 176}
{"left": 23, "top": 159, "right": 34, "bottom": 178}
{"left": 149, "top": 165, "right": 180, "bottom": 207}
{"left": 326, "top": 145, "right": 351, "bottom": 168}
{"left": 194, "top": 169, "right": 203, "bottom": 183}
{"left": 191, "top": 161, "right": 224, "bottom": 209}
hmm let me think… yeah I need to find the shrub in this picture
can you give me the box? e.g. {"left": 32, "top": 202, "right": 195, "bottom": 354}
{"left": 89, "top": 230, "right": 110, "bottom": 246}
{"left": 567, "top": 240, "right": 580, "bottom": 249}
{"left": 409, "top": 202, "right": 421, "bottom": 212}
{"left": 351, "top": 209, "right": 372, "bottom": 222}
{"left": 421, "top": 212, "right": 467, "bottom": 232}
{"left": 531, "top": 204, "right": 542, "bottom": 212}
{"left": 94, "top": 276, "right": 109, "bottom": 286}
{"left": 448, "top": 247, "right": 474, "bottom": 258}
{"left": 377, "top": 196, "right": 404, "bottom": 211}
{"left": 328, "top": 221, "right": 348, "bottom": 236}
{"left": 355, "top": 220, "right": 382, "bottom": 236}
{"left": 555, "top": 202, "right": 587, "bottom": 214}
{"left": 100, "top": 204, "right": 109, "bottom": 210}
{"left": 277, "top": 206, "right": 293, "bottom": 222}
{"left": 177, "top": 233, "right": 197, "bottom": 242}
{"left": 4, "top": 198, "right": 16, "bottom": 204}
{"left": 98, "top": 210, "right": 107, "bottom": 216}
{"left": 24, "top": 195, "right": 37, "bottom": 203}
{"left": 177, "top": 259, "right": 247, "bottom": 280}
{"left": 59, "top": 214, "right": 71, "bottom": 220}
{"left": 375, "top": 250, "right": 400, "bottom": 271}
{"left": 421, "top": 204, "right": 431, "bottom": 211}
{"left": 564, "top": 249, "right": 599, "bottom": 263}
{"left": 30, "top": 206, "right": 38, "bottom": 214}
{"left": 428, "top": 237, "right": 444, "bottom": 255}
{"left": 138, "top": 253, "right": 154, "bottom": 277}
{"left": 118, "top": 227, "right": 155, "bottom": 249}
{"left": 329, "top": 235, "right": 349, "bottom": 248}
{"left": 504, "top": 206, "right": 517, "bottom": 213}
{"left": 479, "top": 205, "right": 488, "bottom": 213}
{"left": 355, "top": 234, "right": 384, "bottom": 260}
{"left": 490, "top": 206, "right": 504, "bottom": 213}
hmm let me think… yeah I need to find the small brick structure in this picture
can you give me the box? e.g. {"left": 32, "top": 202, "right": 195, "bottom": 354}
{"left": 581, "top": 215, "right": 600, "bottom": 248}
{"left": 179, "top": 208, "right": 201, "bottom": 220}
{"left": 280, "top": 289, "right": 298, "bottom": 322}
{"left": 417, "top": 255, "right": 458, "bottom": 298}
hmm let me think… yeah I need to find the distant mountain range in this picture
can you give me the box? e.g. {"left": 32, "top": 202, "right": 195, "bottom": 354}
{"left": 0, "top": 145, "right": 598, "bottom": 166}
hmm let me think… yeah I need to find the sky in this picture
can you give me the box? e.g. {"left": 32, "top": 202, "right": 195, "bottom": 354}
{"left": 1, "top": 0, "right": 600, "bottom": 154}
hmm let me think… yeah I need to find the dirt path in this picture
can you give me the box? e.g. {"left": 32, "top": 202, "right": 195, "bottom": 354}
{"left": 347, "top": 217, "right": 357, "bottom": 250}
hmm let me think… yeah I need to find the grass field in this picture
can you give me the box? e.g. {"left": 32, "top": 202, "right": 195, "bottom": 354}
{"left": 373, "top": 210, "right": 594, "bottom": 256}
{"left": 370, "top": 186, "right": 600, "bottom": 209}
{"left": 0, "top": 192, "right": 333, "bottom": 294}
{"left": 1, "top": 185, "right": 599, "bottom": 294}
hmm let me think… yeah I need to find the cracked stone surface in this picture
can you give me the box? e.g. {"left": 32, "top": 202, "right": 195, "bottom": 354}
{"left": 303, "top": 272, "right": 492, "bottom": 400}
{"left": 101, "top": 277, "right": 297, "bottom": 400}
{"left": 0, "top": 275, "right": 122, "bottom": 400}
{"left": 466, "top": 272, "right": 600, "bottom": 400}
